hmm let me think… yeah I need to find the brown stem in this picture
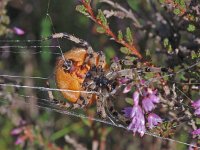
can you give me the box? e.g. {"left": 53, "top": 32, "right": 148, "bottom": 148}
{"left": 82, "top": 0, "right": 142, "bottom": 59}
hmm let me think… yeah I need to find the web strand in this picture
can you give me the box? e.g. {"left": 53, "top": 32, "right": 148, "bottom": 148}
{"left": 45, "top": 13, "right": 67, "bottom": 65}
{"left": 0, "top": 83, "right": 98, "bottom": 94}
{"left": 145, "top": 60, "right": 200, "bottom": 86}
{"left": 0, "top": 74, "right": 48, "bottom": 80}
{"left": 0, "top": 39, "right": 43, "bottom": 43}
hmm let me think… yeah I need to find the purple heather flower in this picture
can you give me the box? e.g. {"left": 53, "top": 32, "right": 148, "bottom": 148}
{"left": 118, "top": 77, "right": 130, "bottom": 84}
{"left": 142, "top": 97, "right": 156, "bottom": 112}
{"left": 149, "top": 94, "right": 160, "bottom": 103}
{"left": 194, "top": 108, "right": 200, "bottom": 116}
{"left": 133, "top": 91, "right": 139, "bottom": 106}
{"left": 15, "top": 137, "right": 24, "bottom": 145}
{"left": 188, "top": 142, "right": 197, "bottom": 150}
{"left": 13, "top": 27, "right": 25, "bottom": 35}
{"left": 122, "top": 107, "right": 132, "bottom": 118}
{"left": 191, "top": 128, "right": 200, "bottom": 135}
{"left": 142, "top": 89, "right": 160, "bottom": 112}
{"left": 140, "top": 79, "right": 145, "bottom": 85}
{"left": 123, "top": 83, "right": 132, "bottom": 93}
{"left": 112, "top": 56, "right": 119, "bottom": 62}
{"left": 127, "top": 105, "right": 146, "bottom": 136}
{"left": 147, "top": 113, "right": 162, "bottom": 129}
{"left": 122, "top": 91, "right": 140, "bottom": 117}
{"left": 11, "top": 128, "right": 23, "bottom": 135}
{"left": 191, "top": 99, "right": 200, "bottom": 116}
{"left": 123, "top": 91, "right": 146, "bottom": 136}
{"left": 191, "top": 99, "right": 200, "bottom": 109}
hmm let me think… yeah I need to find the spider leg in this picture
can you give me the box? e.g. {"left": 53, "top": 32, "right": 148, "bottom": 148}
{"left": 81, "top": 76, "right": 97, "bottom": 106}
{"left": 110, "top": 61, "right": 122, "bottom": 72}
{"left": 44, "top": 33, "right": 96, "bottom": 67}
{"left": 87, "top": 82, "right": 97, "bottom": 91}
{"left": 78, "top": 93, "right": 94, "bottom": 107}
{"left": 97, "top": 51, "right": 106, "bottom": 67}
{"left": 96, "top": 93, "right": 107, "bottom": 119}
{"left": 85, "top": 50, "right": 106, "bottom": 69}
{"left": 82, "top": 80, "right": 95, "bottom": 90}
{"left": 44, "top": 33, "right": 93, "bottom": 52}
{"left": 84, "top": 50, "right": 106, "bottom": 68}
{"left": 106, "top": 56, "right": 135, "bottom": 80}
{"left": 49, "top": 89, "right": 95, "bottom": 110}
{"left": 45, "top": 33, "right": 104, "bottom": 69}
{"left": 46, "top": 81, "right": 72, "bottom": 108}
{"left": 50, "top": 93, "right": 87, "bottom": 109}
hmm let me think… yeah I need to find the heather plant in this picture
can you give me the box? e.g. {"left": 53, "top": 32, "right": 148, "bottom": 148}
{"left": 75, "top": 0, "right": 199, "bottom": 147}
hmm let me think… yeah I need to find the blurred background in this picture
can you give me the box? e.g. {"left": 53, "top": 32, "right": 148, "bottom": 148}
{"left": 0, "top": 0, "right": 199, "bottom": 149}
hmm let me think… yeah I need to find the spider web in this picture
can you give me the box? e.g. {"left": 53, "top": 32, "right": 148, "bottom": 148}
{"left": 0, "top": 0, "right": 199, "bottom": 149}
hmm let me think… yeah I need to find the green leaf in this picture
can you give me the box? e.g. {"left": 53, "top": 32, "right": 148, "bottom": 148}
{"left": 105, "top": 46, "right": 116, "bottom": 64}
{"left": 145, "top": 49, "right": 151, "bottom": 56}
{"left": 187, "top": 24, "right": 196, "bottom": 32}
{"left": 117, "top": 30, "right": 123, "bottom": 41}
{"left": 173, "top": 8, "right": 180, "bottom": 15}
{"left": 85, "top": 0, "right": 90, "bottom": 4}
{"left": 163, "top": 38, "right": 169, "bottom": 48}
{"left": 168, "top": 45, "right": 173, "bottom": 54}
{"left": 50, "top": 123, "right": 84, "bottom": 141}
{"left": 96, "top": 26, "right": 105, "bottom": 33}
{"left": 178, "top": 0, "right": 186, "bottom": 8}
{"left": 97, "top": 9, "right": 108, "bottom": 27}
{"left": 125, "top": 27, "right": 133, "bottom": 44}
{"left": 50, "top": 127, "right": 71, "bottom": 141}
{"left": 174, "top": 0, "right": 179, "bottom": 4}
{"left": 159, "top": 0, "right": 165, "bottom": 3}
{"left": 196, "top": 118, "right": 200, "bottom": 125}
{"left": 180, "top": 0, "right": 186, "bottom": 6}
{"left": 77, "top": 14, "right": 89, "bottom": 27}
{"left": 81, "top": 118, "right": 91, "bottom": 126}
{"left": 125, "top": 56, "right": 137, "bottom": 62}
{"left": 76, "top": 5, "right": 89, "bottom": 16}
{"left": 127, "top": 0, "right": 140, "bottom": 11}
{"left": 125, "top": 97, "right": 133, "bottom": 105}
{"left": 179, "top": 72, "right": 186, "bottom": 81}
{"left": 120, "top": 47, "right": 131, "bottom": 55}
{"left": 144, "top": 72, "right": 154, "bottom": 79}
{"left": 191, "top": 51, "right": 197, "bottom": 59}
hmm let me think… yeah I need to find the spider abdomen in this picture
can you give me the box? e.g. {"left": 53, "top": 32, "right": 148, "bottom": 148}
{"left": 55, "top": 48, "right": 107, "bottom": 104}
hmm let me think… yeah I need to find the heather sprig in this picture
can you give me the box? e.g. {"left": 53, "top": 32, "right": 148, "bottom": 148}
{"left": 122, "top": 88, "right": 162, "bottom": 136}
{"left": 76, "top": 0, "right": 142, "bottom": 58}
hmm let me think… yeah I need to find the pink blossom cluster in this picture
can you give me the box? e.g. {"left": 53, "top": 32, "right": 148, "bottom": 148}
{"left": 122, "top": 89, "right": 162, "bottom": 136}
{"left": 191, "top": 99, "right": 200, "bottom": 135}
{"left": 11, "top": 121, "right": 33, "bottom": 145}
